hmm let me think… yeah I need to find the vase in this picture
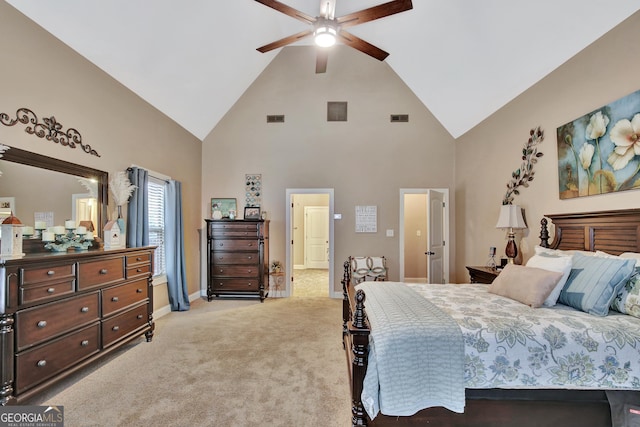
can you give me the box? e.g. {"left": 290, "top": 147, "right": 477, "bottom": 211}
{"left": 116, "top": 205, "right": 126, "bottom": 236}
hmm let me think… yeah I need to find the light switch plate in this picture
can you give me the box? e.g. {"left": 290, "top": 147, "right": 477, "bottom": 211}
{"left": 386, "top": 229, "right": 394, "bottom": 237}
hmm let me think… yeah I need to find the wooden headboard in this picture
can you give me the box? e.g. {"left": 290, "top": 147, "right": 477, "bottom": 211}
{"left": 540, "top": 209, "right": 640, "bottom": 255}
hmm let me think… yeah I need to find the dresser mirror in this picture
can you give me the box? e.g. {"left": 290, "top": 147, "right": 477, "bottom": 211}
{"left": 0, "top": 145, "right": 108, "bottom": 239}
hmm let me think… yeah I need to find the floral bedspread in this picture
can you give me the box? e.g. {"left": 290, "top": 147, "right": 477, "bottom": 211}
{"left": 405, "top": 283, "right": 640, "bottom": 390}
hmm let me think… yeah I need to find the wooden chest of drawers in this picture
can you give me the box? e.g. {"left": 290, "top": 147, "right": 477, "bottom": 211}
{"left": 206, "top": 219, "right": 269, "bottom": 302}
{"left": 0, "top": 247, "right": 155, "bottom": 405}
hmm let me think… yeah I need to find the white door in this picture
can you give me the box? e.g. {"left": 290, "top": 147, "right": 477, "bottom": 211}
{"left": 304, "top": 206, "right": 329, "bottom": 269}
{"left": 426, "top": 190, "right": 445, "bottom": 284}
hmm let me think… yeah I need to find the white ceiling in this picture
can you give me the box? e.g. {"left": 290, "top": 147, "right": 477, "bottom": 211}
{"left": 6, "top": 1, "right": 640, "bottom": 141}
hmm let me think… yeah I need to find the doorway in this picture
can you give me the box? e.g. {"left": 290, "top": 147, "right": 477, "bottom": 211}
{"left": 399, "top": 189, "right": 450, "bottom": 283}
{"left": 285, "top": 189, "right": 335, "bottom": 297}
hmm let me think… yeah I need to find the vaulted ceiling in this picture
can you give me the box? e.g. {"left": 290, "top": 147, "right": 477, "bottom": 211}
{"left": 6, "top": 1, "right": 639, "bottom": 141}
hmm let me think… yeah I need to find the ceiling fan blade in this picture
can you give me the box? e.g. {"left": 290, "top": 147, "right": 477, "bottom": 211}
{"left": 338, "top": 30, "right": 389, "bottom": 61}
{"left": 316, "top": 49, "right": 329, "bottom": 73}
{"left": 257, "top": 29, "right": 314, "bottom": 53}
{"left": 254, "top": 0, "right": 316, "bottom": 25}
{"left": 337, "top": 0, "right": 413, "bottom": 29}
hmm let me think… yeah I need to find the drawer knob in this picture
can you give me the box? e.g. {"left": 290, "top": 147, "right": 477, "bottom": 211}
{"left": 47, "top": 287, "right": 55, "bottom": 294}
{"left": 100, "top": 269, "right": 108, "bottom": 275}
{"left": 81, "top": 307, "right": 89, "bottom": 313}
{"left": 37, "top": 320, "right": 47, "bottom": 328}
{"left": 37, "top": 360, "right": 47, "bottom": 368}
{"left": 137, "top": 314, "right": 143, "bottom": 319}
{"left": 136, "top": 257, "right": 142, "bottom": 261}
{"left": 111, "top": 296, "right": 119, "bottom": 302}
{"left": 47, "top": 270, "right": 55, "bottom": 276}
{"left": 137, "top": 268, "right": 142, "bottom": 272}
{"left": 247, "top": 282, "right": 252, "bottom": 287}
{"left": 81, "top": 340, "right": 89, "bottom": 347}
{"left": 112, "top": 326, "right": 120, "bottom": 331}
{"left": 219, "top": 269, "right": 224, "bottom": 273}
{"left": 136, "top": 288, "right": 143, "bottom": 293}
{"left": 247, "top": 243, "right": 253, "bottom": 247}
{"left": 247, "top": 256, "right": 253, "bottom": 260}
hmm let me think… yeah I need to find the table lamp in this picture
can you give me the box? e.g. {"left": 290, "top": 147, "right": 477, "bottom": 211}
{"left": 495, "top": 204, "right": 527, "bottom": 264}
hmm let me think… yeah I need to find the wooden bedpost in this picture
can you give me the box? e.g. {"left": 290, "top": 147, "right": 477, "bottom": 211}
{"left": 539, "top": 218, "right": 550, "bottom": 248}
{"left": 343, "top": 260, "right": 351, "bottom": 345}
{"left": 351, "top": 289, "right": 369, "bottom": 426}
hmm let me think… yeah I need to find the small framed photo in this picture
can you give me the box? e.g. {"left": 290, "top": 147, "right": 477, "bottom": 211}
{"left": 244, "top": 206, "right": 261, "bottom": 220}
{"left": 211, "top": 198, "right": 237, "bottom": 219}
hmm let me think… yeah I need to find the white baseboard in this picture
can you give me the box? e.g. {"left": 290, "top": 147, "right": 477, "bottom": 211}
{"left": 154, "top": 290, "right": 202, "bottom": 319}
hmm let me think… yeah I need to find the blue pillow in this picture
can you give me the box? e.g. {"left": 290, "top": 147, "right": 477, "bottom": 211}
{"left": 559, "top": 253, "right": 636, "bottom": 316}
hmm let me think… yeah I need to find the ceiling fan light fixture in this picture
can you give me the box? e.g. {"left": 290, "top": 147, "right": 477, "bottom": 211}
{"left": 314, "top": 24, "right": 337, "bottom": 47}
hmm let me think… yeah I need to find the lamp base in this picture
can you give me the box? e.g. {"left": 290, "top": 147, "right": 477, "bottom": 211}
{"left": 505, "top": 232, "right": 518, "bottom": 264}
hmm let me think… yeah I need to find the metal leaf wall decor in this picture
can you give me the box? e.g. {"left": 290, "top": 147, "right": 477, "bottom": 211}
{"left": 502, "top": 127, "right": 544, "bottom": 205}
{"left": 0, "top": 107, "right": 100, "bottom": 157}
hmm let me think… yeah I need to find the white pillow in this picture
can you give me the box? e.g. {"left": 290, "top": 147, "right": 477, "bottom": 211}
{"left": 526, "top": 252, "right": 573, "bottom": 307}
{"left": 595, "top": 250, "right": 639, "bottom": 268}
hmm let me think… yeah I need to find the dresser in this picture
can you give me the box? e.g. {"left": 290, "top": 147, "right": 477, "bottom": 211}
{"left": 0, "top": 247, "right": 155, "bottom": 405}
{"left": 205, "top": 219, "right": 269, "bottom": 302}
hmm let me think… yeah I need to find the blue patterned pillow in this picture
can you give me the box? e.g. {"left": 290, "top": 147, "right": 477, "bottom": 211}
{"left": 610, "top": 270, "right": 640, "bottom": 318}
{"left": 559, "top": 253, "right": 636, "bottom": 316}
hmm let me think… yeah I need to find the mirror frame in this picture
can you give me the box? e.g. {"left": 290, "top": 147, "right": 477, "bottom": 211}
{"left": 1, "top": 145, "right": 108, "bottom": 238}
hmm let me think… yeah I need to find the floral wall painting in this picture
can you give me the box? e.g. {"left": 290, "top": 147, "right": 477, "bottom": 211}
{"left": 557, "top": 89, "right": 640, "bottom": 199}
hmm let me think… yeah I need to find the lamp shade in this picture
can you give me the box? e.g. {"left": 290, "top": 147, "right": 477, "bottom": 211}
{"left": 495, "top": 205, "right": 527, "bottom": 230}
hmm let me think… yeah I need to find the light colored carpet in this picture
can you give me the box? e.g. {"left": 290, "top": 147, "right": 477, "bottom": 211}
{"left": 27, "top": 294, "right": 352, "bottom": 426}
{"left": 292, "top": 268, "right": 329, "bottom": 298}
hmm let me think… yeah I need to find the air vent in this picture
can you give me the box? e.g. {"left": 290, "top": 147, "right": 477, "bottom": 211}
{"left": 327, "top": 102, "right": 347, "bottom": 122}
{"left": 267, "top": 115, "right": 285, "bottom": 123}
{"left": 390, "top": 114, "right": 409, "bottom": 123}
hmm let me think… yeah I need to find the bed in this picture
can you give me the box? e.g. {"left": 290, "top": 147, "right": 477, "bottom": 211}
{"left": 342, "top": 209, "right": 640, "bottom": 426}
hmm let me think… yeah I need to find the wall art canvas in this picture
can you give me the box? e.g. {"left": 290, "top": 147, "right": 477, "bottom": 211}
{"left": 557, "top": 89, "right": 640, "bottom": 199}
{"left": 245, "top": 174, "right": 261, "bottom": 207}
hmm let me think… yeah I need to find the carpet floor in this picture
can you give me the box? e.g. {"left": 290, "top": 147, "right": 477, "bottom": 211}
{"left": 26, "top": 282, "right": 351, "bottom": 426}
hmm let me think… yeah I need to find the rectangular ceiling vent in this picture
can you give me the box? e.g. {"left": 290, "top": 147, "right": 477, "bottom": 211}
{"left": 390, "top": 114, "right": 409, "bottom": 123}
{"left": 267, "top": 115, "right": 285, "bottom": 123}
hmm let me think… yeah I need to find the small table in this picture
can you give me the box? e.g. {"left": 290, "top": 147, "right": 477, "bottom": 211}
{"left": 465, "top": 266, "right": 500, "bottom": 284}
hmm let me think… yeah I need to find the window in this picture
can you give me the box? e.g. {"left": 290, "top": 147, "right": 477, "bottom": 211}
{"left": 148, "top": 176, "right": 166, "bottom": 278}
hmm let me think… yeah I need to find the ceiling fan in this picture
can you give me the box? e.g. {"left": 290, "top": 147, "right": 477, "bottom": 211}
{"left": 255, "top": 0, "right": 413, "bottom": 73}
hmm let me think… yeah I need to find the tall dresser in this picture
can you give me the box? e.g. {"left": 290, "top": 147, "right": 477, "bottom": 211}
{"left": 0, "top": 247, "right": 155, "bottom": 405}
{"left": 205, "top": 219, "right": 269, "bottom": 302}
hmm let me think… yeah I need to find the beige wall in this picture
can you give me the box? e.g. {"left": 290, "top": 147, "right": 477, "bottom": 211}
{"left": 202, "top": 45, "right": 458, "bottom": 292}
{"left": 0, "top": 2, "right": 203, "bottom": 311}
{"left": 454, "top": 10, "right": 640, "bottom": 282}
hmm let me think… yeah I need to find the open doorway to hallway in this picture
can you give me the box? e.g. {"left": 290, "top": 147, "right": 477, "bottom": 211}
{"left": 285, "top": 189, "right": 334, "bottom": 297}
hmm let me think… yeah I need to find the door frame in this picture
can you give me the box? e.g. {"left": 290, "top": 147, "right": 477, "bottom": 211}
{"left": 285, "top": 188, "right": 336, "bottom": 298}
{"left": 399, "top": 188, "right": 450, "bottom": 283}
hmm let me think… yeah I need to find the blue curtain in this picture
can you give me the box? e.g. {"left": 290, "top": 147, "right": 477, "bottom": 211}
{"left": 127, "top": 167, "right": 149, "bottom": 248}
{"left": 166, "top": 180, "right": 190, "bottom": 311}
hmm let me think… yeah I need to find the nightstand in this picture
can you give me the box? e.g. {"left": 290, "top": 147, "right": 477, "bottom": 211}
{"left": 466, "top": 266, "right": 500, "bottom": 284}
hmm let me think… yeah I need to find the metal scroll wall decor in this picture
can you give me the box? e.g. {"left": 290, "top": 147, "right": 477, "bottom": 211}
{"left": 0, "top": 107, "right": 100, "bottom": 157}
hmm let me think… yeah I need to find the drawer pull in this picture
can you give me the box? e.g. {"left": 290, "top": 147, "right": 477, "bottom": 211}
{"left": 37, "top": 360, "right": 47, "bottom": 368}
{"left": 111, "top": 296, "right": 119, "bottom": 302}
{"left": 47, "top": 287, "right": 55, "bottom": 294}
{"left": 219, "top": 269, "right": 224, "bottom": 273}
{"left": 100, "top": 268, "right": 108, "bottom": 274}
{"left": 137, "top": 314, "right": 144, "bottom": 319}
{"left": 112, "top": 326, "right": 120, "bottom": 331}
{"left": 37, "top": 320, "right": 47, "bottom": 328}
{"left": 247, "top": 256, "right": 253, "bottom": 260}
{"left": 247, "top": 243, "right": 253, "bottom": 247}
{"left": 47, "top": 270, "right": 55, "bottom": 276}
{"left": 137, "top": 268, "right": 142, "bottom": 272}
{"left": 81, "top": 340, "right": 89, "bottom": 347}
{"left": 81, "top": 307, "right": 89, "bottom": 313}
{"left": 136, "top": 288, "right": 143, "bottom": 293}
{"left": 136, "top": 257, "right": 142, "bottom": 261}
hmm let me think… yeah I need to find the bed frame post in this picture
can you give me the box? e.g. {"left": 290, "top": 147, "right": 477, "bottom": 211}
{"left": 351, "top": 290, "right": 369, "bottom": 426}
{"left": 539, "top": 218, "right": 550, "bottom": 248}
{"left": 343, "top": 260, "right": 350, "bottom": 345}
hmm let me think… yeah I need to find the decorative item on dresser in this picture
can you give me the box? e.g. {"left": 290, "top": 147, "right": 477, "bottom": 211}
{"left": 0, "top": 246, "right": 155, "bottom": 405}
{"left": 465, "top": 265, "right": 500, "bottom": 284}
{"left": 205, "top": 219, "right": 269, "bottom": 302}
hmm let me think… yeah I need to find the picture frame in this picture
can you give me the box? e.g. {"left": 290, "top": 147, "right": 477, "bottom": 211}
{"left": 244, "top": 206, "right": 261, "bottom": 220}
{"left": 0, "top": 197, "right": 15, "bottom": 221}
{"left": 211, "top": 198, "right": 237, "bottom": 219}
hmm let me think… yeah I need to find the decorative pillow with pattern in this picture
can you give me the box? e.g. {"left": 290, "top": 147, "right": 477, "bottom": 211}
{"left": 610, "top": 271, "right": 640, "bottom": 318}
